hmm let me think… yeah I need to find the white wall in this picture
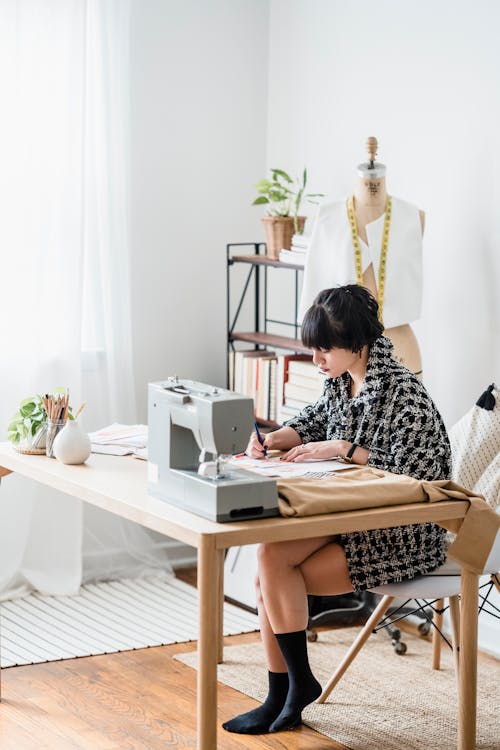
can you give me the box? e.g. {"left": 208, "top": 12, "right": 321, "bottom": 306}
{"left": 265, "top": 0, "right": 500, "bottom": 427}
{"left": 129, "top": 0, "right": 270, "bottom": 421}
{"left": 265, "top": 0, "right": 500, "bottom": 655}
{"left": 127, "top": 0, "right": 270, "bottom": 567}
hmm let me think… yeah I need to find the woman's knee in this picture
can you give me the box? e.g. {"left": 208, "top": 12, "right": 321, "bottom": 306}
{"left": 257, "top": 542, "right": 282, "bottom": 572}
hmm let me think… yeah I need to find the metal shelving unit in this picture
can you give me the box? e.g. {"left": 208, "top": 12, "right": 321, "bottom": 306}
{"left": 226, "top": 242, "right": 310, "bottom": 425}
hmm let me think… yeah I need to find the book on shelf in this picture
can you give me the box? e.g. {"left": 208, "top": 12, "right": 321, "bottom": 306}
{"left": 291, "top": 233, "right": 310, "bottom": 250}
{"left": 254, "top": 355, "right": 278, "bottom": 423}
{"left": 231, "top": 349, "right": 278, "bottom": 423}
{"left": 231, "top": 350, "right": 325, "bottom": 426}
{"left": 284, "top": 380, "right": 324, "bottom": 405}
{"left": 277, "top": 401, "right": 302, "bottom": 423}
{"left": 275, "top": 353, "right": 312, "bottom": 422}
{"left": 287, "top": 359, "right": 322, "bottom": 378}
{"left": 279, "top": 248, "right": 307, "bottom": 264}
{"left": 232, "top": 349, "right": 275, "bottom": 397}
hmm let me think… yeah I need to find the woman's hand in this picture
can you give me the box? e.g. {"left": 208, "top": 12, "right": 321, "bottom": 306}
{"left": 281, "top": 440, "right": 350, "bottom": 462}
{"left": 245, "top": 431, "right": 266, "bottom": 459}
{"left": 245, "top": 426, "right": 302, "bottom": 459}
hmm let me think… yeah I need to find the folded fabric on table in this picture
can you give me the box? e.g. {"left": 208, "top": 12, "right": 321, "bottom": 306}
{"left": 276, "top": 467, "right": 499, "bottom": 575}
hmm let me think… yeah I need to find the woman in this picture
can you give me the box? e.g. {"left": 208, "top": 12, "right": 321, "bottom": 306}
{"left": 223, "top": 284, "right": 451, "bottom": 736}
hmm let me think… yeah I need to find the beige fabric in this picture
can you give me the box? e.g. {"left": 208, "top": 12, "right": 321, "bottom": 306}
{"left": 277, "top": 467, "right": 500, "bottom": 575}
{"left": 176, "top": 629, "right": 499, "bottom": 750}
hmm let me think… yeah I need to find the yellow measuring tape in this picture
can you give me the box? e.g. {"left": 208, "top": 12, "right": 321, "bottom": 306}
{"left": 347, "top": 195, "right": 392, "bottom": 325}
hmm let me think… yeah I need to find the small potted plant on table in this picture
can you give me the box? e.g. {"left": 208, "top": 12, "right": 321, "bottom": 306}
{"left": 252, "top": 167, "right": 323, "bottom": 258}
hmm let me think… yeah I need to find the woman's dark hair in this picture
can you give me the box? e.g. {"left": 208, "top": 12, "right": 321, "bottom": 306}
{"left": 301, "top": 285, "right": 384, "bottom": 353}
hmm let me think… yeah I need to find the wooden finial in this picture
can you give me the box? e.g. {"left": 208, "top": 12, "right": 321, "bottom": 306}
{"left": 366, "top": 136, "right": 378, "bottom": 163}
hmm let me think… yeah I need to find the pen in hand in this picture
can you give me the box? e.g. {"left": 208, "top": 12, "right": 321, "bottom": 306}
{"left": 254, "top": 422, "right": 268, "bottom": 457}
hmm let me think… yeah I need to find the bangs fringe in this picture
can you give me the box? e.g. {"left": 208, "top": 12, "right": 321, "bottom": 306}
{"left": 301, "top": 305, "right": 342, "bottom": 350}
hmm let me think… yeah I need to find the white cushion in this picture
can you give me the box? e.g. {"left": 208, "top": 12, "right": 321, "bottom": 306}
{"left": 371, "top": 576, "right": 461, "bottom": 599}
{"left": 449, "top": 384, "right": 500, "bottom": 510}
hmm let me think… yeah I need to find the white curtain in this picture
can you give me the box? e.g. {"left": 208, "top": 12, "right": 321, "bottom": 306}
{"left": 0, "top": 0, "right": 172, "bottom": 600}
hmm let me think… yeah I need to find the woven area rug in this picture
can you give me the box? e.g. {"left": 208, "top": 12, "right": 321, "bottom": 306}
{"left": 0, "top": 575, "right": 258, "bottom": 667}
{"left": 176, "top": 627, "right": 499, "bottom": 750}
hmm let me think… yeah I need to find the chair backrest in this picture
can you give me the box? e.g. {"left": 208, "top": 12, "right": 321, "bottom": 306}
{"left": 449, "top": 384, "right": 500, "bottom": 573}
{"left": 449, "top": 383, "right": 500, "bottom": 510}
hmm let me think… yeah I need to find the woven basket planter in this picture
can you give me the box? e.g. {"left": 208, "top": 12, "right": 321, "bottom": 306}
{"left": 261, "top": 215, "right": 306, "bottom": 259}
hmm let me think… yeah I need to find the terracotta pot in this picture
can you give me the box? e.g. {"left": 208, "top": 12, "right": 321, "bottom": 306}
{"left": 261, "top": 215, "right": 306, "bottom": 258}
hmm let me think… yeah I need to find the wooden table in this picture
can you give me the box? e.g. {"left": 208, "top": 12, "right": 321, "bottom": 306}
{"left": 0, "top": 445, "right": 478, "bottom": 750}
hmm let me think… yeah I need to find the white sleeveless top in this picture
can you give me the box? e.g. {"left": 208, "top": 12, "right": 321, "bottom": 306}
{"left": 299, "top": 196, "right": 423, "bottom": 329}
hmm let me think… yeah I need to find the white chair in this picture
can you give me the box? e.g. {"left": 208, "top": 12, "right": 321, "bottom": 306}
{"left": 318, "top": 383, "right": 500, "bottom": 703}
{"left": 318, "top": 525, "right": 500, "bottom": 703}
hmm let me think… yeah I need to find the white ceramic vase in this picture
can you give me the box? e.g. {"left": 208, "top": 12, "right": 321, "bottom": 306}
{"left": 53, "top": 420, "right": 91, "bottom": 464}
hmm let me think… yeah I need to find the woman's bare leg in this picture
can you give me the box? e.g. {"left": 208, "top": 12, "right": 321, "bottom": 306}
{"left": 258, "top": 537, "right": 354, "bottom": 733}
{"left": 256, "top": 575, "right": 287, "bottom": 672}
{"left": 258, "top": 537, "right": 354, "bottom": 634}
{"left": 223, "top": 537, "right": 355, "bottom": 735}
{"left": 222, "top": 575, "right": 289, "bottom": 733}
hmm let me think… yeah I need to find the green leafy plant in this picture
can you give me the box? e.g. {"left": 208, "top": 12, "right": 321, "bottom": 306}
{"left": 7, "top": 388, "right": 73, "bottom": 445}
{"left": 8, "top": 395, "right": 47, "bottom": 445}
{"left": 252, "top": 167, "right": 323, "bottom": 233}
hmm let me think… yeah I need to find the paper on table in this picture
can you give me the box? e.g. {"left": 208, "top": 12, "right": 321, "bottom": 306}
{"left": 91, "top": 444, "right": 133, "bottom": 456}
{"left": 228, "top": 455, "right": 358, "bottom": 478}
{"left": 89, "top": 422, "right": 148, "bottom": 448}
{"left": 89, "top": 423, "right": 148, "bottom": 453}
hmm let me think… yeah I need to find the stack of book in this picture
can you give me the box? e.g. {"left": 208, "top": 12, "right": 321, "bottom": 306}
{"left": 229, "top": 350, "right": 325, "bottom": 425}
{"left": 277, "top": 354, "right": 325, "bottom": 423}
{"left": 279, "top": 233, "right": 310, "bottom": 265}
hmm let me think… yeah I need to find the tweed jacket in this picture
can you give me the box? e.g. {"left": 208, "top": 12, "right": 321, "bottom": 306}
{"left": 284, "top": 336, "right": 451, "bottom": 482}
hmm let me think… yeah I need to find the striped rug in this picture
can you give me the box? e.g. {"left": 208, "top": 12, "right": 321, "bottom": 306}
{"left": 0, "top": 575, "right": 258, "bottom": 667}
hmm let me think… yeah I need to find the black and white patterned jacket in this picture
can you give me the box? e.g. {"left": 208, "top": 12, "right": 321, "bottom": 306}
{"left": 284, "top": 336, "right": 451, "bottom": 481}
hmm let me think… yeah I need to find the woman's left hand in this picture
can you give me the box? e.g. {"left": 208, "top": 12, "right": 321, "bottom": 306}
{"left": 281, "top": 440, "right": 350, "bottom": 462}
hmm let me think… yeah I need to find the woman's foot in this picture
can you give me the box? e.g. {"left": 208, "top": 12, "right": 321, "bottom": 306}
{"left": 222, "top": 671, "right": 289, "bottom": 734}
{"left": 268, "top": 629, "right": 322, "bottom": 732}
{"left": 269, "top": 674, "right": 322, "bottom": 732}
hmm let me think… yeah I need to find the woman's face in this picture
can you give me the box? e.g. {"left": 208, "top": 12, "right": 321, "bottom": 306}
{"left": 312, "top": 347, "right": 360, "bottom": 378}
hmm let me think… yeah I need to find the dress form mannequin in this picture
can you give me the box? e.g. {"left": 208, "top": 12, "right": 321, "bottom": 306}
{"left": 354, "top": 138, "right": 423, "bottom": 376}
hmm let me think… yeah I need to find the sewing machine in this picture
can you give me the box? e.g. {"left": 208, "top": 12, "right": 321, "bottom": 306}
{"left": 147, "top": 377, "right": 278, "bottom": 522}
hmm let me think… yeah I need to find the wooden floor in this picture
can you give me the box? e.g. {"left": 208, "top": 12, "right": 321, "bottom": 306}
{"left": 1, "top": 569, "right": 497, "bottom": 750}
{"left": 0, "top": 569, "right": 341, "bottom": 750}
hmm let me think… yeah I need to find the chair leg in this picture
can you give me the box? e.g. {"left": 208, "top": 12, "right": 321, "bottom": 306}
{"left": 432, "top": 598, "right": 444, "bottom": 670}
{"left": 317, "top": 594, "right": 394, "bottom": 704}
{"left": 491, "top": 574, "right": 500, "bottom": 595}
{"left": 449, "top": 594, "right": 461, "bottom": 683}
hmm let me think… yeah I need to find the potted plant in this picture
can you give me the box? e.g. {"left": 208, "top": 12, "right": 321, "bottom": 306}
{"left": 252, "top": 167, "right": 323, "bottom": 258}
{"left": 7, "top": 389, "right": 72, "bottom": 454}
{"left": 7, "top": 395, "right": 49, "bottom": 453}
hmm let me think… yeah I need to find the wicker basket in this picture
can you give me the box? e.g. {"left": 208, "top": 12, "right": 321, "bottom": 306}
{"left": 14, "top": 445, "right": 46, "bottom": 455}
{"left": 261, "top": 215, "right": 306, "bottom": 258}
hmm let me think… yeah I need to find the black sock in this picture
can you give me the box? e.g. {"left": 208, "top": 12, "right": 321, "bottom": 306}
{"left": 269, "top": 630, "right": 322, "bottom": 732}
{"left": 222, "top": 671, "right": 289, "bottom": 734}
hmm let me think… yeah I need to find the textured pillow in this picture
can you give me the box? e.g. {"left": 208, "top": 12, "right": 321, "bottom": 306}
{"left": 449, "top": 384, "right": 500, "bottom": 510}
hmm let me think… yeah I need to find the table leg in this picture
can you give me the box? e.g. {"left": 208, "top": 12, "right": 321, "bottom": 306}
{"left": 217, "top": 549, "right": 224, "bottom": 664}
{"left": 458, "top": 569, "right": 478, "bottom": 750}
{"left": 197, "top": 535, "right": 219, "bottom": 750}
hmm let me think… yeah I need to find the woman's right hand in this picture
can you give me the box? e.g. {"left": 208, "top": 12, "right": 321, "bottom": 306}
{"left": 246, "top": 431, "right": 267, "bottom": 458}
{"left": 245, "top": 425, "right": 302, "bottom": 459}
